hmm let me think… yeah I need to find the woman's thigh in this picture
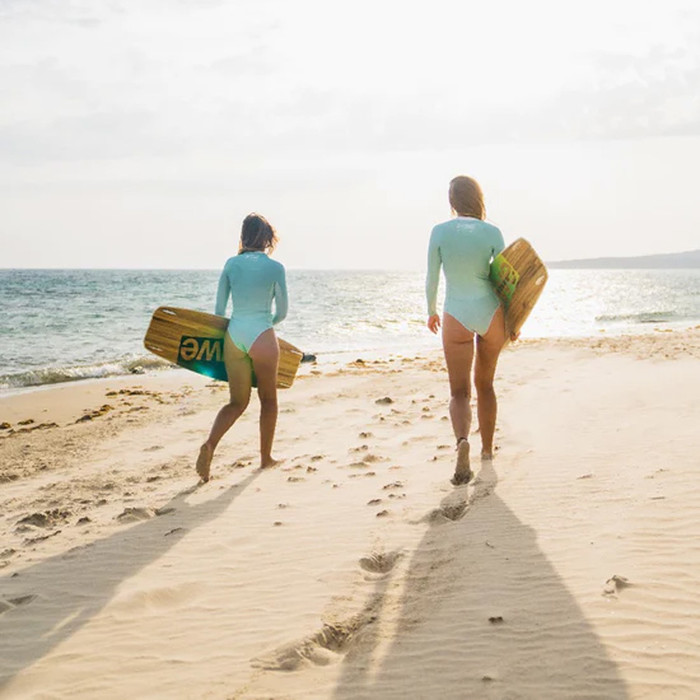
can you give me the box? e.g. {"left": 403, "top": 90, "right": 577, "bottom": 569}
{"left": 442, "top": 312, "right": 475, "bottom": 396}
{"left": 223, "top": 332, "right": 253, "bottom": 405}
{"left": 248, "top": 329, "right": 280, "bottom": 400}
{"left": 475, "top": 306, "right": 506, "bottom": 388}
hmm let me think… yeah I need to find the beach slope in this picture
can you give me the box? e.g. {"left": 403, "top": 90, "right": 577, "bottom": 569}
{"left": 1, "top": 330, "right": 699, "bottom": 699}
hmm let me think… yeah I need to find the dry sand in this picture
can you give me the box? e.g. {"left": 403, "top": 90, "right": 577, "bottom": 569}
{"left": 1, "top": 329, "right": 699, "bottom": 699}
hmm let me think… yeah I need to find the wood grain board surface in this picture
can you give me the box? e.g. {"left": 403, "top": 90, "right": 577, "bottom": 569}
{"left": 143, "top": 307, "right": 302, "bottom": 388}
{"left": 490, "top": 238, "right": 548, "bottom": 337}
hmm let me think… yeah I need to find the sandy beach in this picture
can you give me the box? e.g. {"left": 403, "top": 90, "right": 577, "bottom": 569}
{"left": 1, "top": 329, "right": 699, "bottom": 699}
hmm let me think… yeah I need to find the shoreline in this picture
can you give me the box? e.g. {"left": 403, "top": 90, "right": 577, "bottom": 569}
{"left": 2, "top": 323, "right": 699, "bottom": 399}
{"left": 1, "top": 328, "right": 699, "bottom": 698}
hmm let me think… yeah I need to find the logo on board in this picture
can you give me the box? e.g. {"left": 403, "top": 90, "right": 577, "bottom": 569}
{"left": 178, "top": 336, "right": 223, "bottom": 363}
{"left": 490, "top": 254, "right": 520, "bottom": 303}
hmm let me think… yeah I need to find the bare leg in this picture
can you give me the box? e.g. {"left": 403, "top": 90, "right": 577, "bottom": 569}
{"left": 442, "top": 313, "right": 475, "bottom": 484}
{"left": 475, "top": 306, "right": 507, "bottom": 459}
{"left": 197, "top": 334, "right": 252, "bottom": 482}
{"left": 248, "top": 329, "right": 280, "bottom": 468}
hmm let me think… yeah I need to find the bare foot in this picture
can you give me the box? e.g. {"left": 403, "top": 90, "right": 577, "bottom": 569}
{"left": 451, "top": 439, "right": 472, "bottom": 486}
{"left": 196, "top": 444, "right": 213, "bottom": 482}
{"left": 261, "top": 456, "right": 280, "bottom": 469}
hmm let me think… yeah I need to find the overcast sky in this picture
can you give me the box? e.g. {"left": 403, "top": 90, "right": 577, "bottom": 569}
{"left": 2, "top": 0, "right": 699, "bottom": 269}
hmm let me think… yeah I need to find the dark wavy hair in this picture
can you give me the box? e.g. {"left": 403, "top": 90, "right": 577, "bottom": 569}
{"left": 238, "top": 213, "right": 278, "bottom": 253}
{"left": 448, "top": 176, "right": 485, "bottom": 220}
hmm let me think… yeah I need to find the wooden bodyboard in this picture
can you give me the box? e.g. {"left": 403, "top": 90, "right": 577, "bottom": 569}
{"left": 143, "top": 306, "right": 303, "bottom": 388}
{"left": 490, "top": 238, "right": 548, "bottom": 337}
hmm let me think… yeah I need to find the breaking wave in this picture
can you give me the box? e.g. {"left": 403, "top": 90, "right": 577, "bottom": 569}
{"left": 595, "top": 310, "right": 680, "bottom": 325}
{"left": 0, "top": 355, "right": 173, "bottom": 391}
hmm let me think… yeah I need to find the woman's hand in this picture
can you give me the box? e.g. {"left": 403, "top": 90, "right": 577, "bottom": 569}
{"left": 427, "top": 314, "right": 441, "bottom": 334}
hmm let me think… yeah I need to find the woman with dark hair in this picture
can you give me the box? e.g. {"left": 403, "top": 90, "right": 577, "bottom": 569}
{"left": 426, "top": 176, "right": 513, "bottom": 486}
{"left": 196, "top": 213, "right": 288, "bottom": 482}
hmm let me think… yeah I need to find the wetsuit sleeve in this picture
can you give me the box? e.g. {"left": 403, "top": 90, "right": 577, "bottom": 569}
{"left": 425, "top": 228, "right": 441, "bottom": 316}
{"left": 215, "top": 266, "right": 231, "bottom": 316}
{"left": 272, "top": 265, "right": 288, "bottom": 325}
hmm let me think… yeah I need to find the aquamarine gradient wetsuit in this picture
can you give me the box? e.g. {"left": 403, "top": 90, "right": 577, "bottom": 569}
{"left": 426, "top": 217, "right": 505, "bottom": 336}
{"left": 215, "top": 251, "right": 288, "bottom": 353}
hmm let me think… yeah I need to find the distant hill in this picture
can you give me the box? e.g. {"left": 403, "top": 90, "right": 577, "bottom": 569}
{"left": 548, "top": 249, "right": 700, "bottom": 269}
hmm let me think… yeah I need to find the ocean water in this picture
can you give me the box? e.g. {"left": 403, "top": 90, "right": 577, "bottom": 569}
{"left": 0, "top": 268, "right": 698, "bottom": 392}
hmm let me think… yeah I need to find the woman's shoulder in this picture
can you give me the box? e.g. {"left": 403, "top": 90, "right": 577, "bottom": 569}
{"left": 432, "top": 219, "right": 454, "bottom": 232}
{"left": 430, "top": 219, "right": 454, "bottom": 239}
{"left": 476, "top": 220, "right": 503, "bottom": 241}
{"left": 478, "top": 219, "right": 502, "bottom": 233}
{"left": 265, "top": 256, "right": 286, "bottom": 273}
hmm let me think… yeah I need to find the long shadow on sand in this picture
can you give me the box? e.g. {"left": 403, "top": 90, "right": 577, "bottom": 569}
{"left": 0, "top": 472, "right": 259, "bottom": 689}
{"left": 331, "top": 460, "right": 629, "bottom": 700}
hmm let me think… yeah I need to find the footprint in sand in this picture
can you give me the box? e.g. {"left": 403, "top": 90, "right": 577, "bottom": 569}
{"left": 350, "top": 445, "right": 369, "bottom": 453}
{"left": 359, "top": 550, "right": 402, "bottom": 574}
{"left": 11, "top": 594, "right": 37, "bottom": 606}
{"left": 17, "top": 509, "right": 72, "bottom": 529}
{"left": 116, "top": 507, "right": 154, "bottom": 523}
{"left": 423, "top": 499, "right": 468, "bottom": 524}
{"left": 24, "top": 530, "right": 61, "bottom": 546}
{"left": 603, "top": 574, "right": 632, "bottom": 596}
{"left": 0, "top": 594, "right": 37, "bottom": 614}
{"left": 253, "top": 607, "right": 379, "bottom": 671}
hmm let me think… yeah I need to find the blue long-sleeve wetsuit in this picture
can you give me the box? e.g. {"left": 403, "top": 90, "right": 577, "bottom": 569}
{"left": 215, "top": 251, "right": 288, "bottom": 353}
{"left": 426, "top": 217, "right": 505, "bottom": 335}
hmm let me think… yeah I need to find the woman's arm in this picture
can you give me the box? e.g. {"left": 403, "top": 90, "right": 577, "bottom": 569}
{"left": 425, "top": 228, "right": 441, "bottom": 317}
{"left": 215, "top": 266, "right": 230, "bottom": 316}
{"left": 425, "top": 228, "right": 442, "bottom": 334}
{"left": 272, "top": 265, "right": 288, "bottom": 325}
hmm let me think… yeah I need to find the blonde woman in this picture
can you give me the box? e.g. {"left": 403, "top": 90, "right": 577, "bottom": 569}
{"left": 426, "top": 176, "right": 512, "bottom": 485}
